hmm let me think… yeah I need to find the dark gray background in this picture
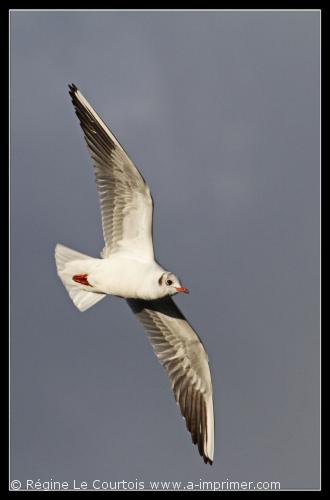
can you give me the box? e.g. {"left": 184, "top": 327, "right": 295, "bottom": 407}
{"left": 10, "top": 11, "right": 320, "bottom": 490}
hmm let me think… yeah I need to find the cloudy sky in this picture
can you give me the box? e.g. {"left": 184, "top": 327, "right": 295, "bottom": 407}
{"left": 10, "top": 10, "right": 320, "bottom": 490}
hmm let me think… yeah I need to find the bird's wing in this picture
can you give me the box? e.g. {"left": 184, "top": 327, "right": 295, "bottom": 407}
{"left": 69, "top": 84, "right": 154, "bottom": 261}
{"left": 127, "top": 296, "right": 214, "bottom": 465}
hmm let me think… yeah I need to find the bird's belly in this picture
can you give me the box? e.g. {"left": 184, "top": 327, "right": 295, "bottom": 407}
{"left": 89, "top": 257, "right": 150, "bottom": 299}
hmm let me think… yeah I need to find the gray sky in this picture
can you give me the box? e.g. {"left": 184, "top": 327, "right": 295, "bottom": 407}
{"left": 10, "top": 11, "right": 320, "bottom": 490}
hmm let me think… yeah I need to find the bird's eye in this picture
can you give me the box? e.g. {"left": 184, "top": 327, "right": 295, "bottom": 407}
{"left": 166, "top": 279, "right": 173, "bottom": 286}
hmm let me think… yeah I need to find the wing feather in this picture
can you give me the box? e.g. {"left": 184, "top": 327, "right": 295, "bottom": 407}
{"left": 127, "top": 296, "right": 214, "bottom": 465}
{"left": 68, "top": 84, "right": 154, "bottom": 261}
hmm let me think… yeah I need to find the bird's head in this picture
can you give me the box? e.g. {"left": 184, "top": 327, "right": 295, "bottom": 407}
{"left": 158, "top": 272, "right": 189, "bottom": 296}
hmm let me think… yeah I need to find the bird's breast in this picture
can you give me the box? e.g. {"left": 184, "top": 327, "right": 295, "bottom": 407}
{"left": 91, "top": 256, "right": 164, "bottom": 300}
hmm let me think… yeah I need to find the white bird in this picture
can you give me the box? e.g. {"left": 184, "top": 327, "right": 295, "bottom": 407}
{"left": 55, "top": 84, "right": 214, "bottom": 465}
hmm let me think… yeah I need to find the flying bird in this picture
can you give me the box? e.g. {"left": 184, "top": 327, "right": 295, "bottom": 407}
{"left": 55, "top": 84, "right": 214, "bottom": 465}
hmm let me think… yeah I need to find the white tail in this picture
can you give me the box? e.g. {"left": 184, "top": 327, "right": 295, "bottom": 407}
{"left": 55, "top": 243, "right": 106, "bottom": 312}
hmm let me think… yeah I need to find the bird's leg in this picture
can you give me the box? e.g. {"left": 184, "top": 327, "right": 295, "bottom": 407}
{"left": 72, "top": 274, "right": 92, "bottom": 286}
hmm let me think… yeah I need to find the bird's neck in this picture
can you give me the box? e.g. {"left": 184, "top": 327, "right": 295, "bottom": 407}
{"left": 136, "top": 264, "right": 168, "bottom": 300}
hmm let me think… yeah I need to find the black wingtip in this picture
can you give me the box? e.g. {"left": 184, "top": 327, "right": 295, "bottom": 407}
{"left": 68, "top": 83, "right": 78, "bottom": 96}
{"left": 203, "top": 455, "right": 213, "bottom": 465}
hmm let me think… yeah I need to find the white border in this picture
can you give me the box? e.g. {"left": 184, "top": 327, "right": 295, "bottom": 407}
{"left": 8, "top": 8, "right": 322, "bottom": 492}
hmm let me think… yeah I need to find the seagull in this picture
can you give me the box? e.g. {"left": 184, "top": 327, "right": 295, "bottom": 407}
{"left": 55, "top": 84, "right": 214, "bottom": 465}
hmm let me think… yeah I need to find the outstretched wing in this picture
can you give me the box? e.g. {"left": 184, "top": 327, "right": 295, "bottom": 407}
{"left": 127, "top": 297, "right": 214, "bottom": 465}
{"left": 69, "top": 84, "right": 154, "bottom": 261}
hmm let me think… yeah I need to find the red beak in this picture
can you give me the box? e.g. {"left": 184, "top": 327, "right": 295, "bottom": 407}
{"left": 175, "top": 287, "right": 189, "bottom": 294}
